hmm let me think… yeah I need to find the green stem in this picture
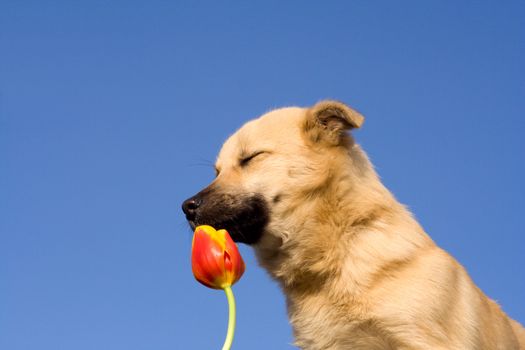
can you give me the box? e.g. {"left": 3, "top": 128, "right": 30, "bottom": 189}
{"left": 221, "top": 286, "right": 236, "bottom": 350}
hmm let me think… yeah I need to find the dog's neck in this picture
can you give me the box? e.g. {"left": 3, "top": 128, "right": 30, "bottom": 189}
{"left": 254, "top": 145, "right": 432, "bottom": 297}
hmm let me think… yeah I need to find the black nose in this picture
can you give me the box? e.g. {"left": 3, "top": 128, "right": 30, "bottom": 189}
{"left": 182, "top": 196, "right": 200, "bottom": 221}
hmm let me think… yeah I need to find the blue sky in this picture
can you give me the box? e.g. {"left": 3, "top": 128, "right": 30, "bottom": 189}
{"left": 1, "top": 1, "right": 524, "bottom": 349}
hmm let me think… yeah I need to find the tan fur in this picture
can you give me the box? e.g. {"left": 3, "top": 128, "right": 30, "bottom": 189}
{"left": 213, "top": 101, "right": 525, "bottom": 349}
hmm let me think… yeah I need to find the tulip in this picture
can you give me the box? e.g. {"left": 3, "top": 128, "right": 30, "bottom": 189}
{"left": 191, "top": 225, "right": 245, "bottom": 289}
{"left": 191, "top": 225, "right": 245, "bottom": 350}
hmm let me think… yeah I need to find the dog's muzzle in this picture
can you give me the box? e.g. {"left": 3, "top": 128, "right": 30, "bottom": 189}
{"left": 181, "top": 187, "right": 269, "bottom": 244}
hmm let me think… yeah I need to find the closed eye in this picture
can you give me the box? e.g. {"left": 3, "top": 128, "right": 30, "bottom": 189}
{"left": 239, "top": 151, "right": 266, "bottom": 167}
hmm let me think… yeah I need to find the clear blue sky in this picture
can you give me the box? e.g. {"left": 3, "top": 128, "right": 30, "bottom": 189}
{"left": 1, "top": 1, "right": 524, "bottom": 349}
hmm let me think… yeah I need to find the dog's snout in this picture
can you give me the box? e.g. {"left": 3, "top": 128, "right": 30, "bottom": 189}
{"left": 182, "top": 196, "right": 201, "bottom": 221}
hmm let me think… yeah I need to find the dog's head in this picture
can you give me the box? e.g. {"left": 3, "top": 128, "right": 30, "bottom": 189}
{"left": 182, "top": 100, "right": 364, "bottom": 245}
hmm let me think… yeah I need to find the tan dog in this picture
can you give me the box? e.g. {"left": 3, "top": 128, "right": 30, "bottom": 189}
{"left": 182, "top": 101, "right": 525, "bottom": 349}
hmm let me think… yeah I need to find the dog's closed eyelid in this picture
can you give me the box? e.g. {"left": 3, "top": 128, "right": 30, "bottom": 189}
{"left": 239, "top": 151, "right": 267, "bottom": 167}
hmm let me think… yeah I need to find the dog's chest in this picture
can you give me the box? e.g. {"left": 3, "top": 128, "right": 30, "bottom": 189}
{"left": 287, "top": 297, "right": 395, "bottom": 350}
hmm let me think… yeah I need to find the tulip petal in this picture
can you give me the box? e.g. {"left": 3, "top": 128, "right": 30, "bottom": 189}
{"left": 192, "top": 229, "right": 225, "bottom": 289}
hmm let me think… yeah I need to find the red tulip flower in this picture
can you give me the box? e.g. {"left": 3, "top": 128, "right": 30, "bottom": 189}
{"left": 191, "top": 225, "right": 245, "bottom": 289}
{"left": 191, "top": 225, "right": 245, "bottom": 350}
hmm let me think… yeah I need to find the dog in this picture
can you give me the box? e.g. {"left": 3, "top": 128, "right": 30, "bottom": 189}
{"left": 182, "top": 100, "right": 525, "bottom": 349}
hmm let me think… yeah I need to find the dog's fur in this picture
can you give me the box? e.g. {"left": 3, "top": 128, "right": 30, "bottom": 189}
{"left": 183, "top": 101, "right": 525, "bottom": 349}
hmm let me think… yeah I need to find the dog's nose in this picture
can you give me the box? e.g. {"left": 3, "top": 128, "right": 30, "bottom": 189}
{"left": 182, "top": 196, "right": 200, "bottom": 221}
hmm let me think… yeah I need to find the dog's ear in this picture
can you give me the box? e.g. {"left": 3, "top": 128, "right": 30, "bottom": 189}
{"left": 303, "top": 100, "right": 364, "bottom": 146}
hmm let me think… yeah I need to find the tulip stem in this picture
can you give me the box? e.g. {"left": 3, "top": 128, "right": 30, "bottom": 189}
{"left": 222, "top": 286, "right": 236, "bottom": 350}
